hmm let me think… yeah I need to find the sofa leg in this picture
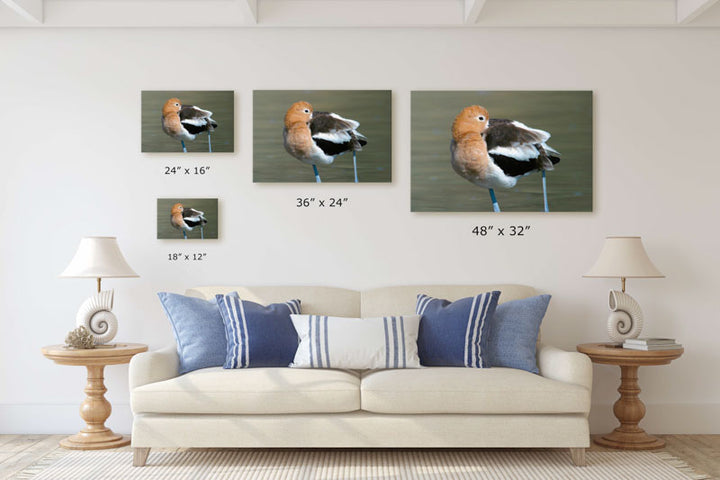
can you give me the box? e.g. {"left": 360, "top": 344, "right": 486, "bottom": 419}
{"left": 133, "top": 447, "right": 150, "bottom": 467}
{"left": 569, "top": 447, "right": 586, "bottom": 466}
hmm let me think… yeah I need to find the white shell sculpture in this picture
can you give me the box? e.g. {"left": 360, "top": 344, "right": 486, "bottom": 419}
{"left": 75, "top": 290, "right": 117, "bottom": 345}
{"left": 607, "top": 289, "right": 644, "bottom": 342}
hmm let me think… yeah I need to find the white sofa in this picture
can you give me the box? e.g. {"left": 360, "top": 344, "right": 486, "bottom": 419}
{"left": 129, "top": 285, "right": 592, "bottom": 467}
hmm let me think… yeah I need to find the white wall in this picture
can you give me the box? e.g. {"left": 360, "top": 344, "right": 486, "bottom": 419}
{"left": 1, "top": 27, "right": 718, "bottom": 435}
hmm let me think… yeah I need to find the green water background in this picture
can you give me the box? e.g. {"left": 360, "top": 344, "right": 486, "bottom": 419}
{"left": 411, "top": 91, "right": 593, "bottom": 212}
{"left": 156, "top": 198, "right": 219, "bottom": 240}
{"left": 142, "top": 91, "right": 234, "bottom": 153}
{"left": 254, "top": 90, "right": 392, "bottom": 183}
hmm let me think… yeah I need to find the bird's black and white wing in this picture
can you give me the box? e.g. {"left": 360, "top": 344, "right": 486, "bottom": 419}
{"left": 182, "top": 208, "right": 207, "bottom": 228}
{"left": 310, "top": 112, "right": 368, "bottom": 156}
{"left": 179, "top": 105, "right": 218, "bottom": 135}
{"left": 484, "top": 119, "right": 560, "bottom": 176}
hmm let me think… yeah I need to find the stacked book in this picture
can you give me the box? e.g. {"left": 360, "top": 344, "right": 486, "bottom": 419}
{"left": 623, "top": 338, "right": 683, "bottom": 351}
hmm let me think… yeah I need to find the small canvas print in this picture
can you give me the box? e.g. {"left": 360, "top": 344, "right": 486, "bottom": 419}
{"left": 254, "top": 90, "right": 392, "bottom": 183}
{"left": 157, "top": 198, "right": 218, "bottom": 240}
{"left": 142, "top": 91, "right": 234, "bottom": 153}
{"left": 411, "top": 91, "right": 593, "bottom": 212}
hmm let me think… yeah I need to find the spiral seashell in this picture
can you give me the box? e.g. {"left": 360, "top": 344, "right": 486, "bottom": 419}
{"left": 75, "top": 290, "right": 117, "bottom": 344}
{"left": 606, "top": 290, "right": 644, "bottom": 342}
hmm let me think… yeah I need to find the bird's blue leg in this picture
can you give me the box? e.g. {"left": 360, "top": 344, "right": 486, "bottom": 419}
{"left": 200, "top": 226, "right": 205, "bottom": 240}
{"left": 183, "top": 230, "right": 187, "bottom": 240}
{"left": 542, "top": 170, "right": 549, "bottom": 213}
{"left": 353, "top": 151, "right": 359, "bottom": 183}
{"left": 207, "top": 134, "right": 213, "bottom": 153}
{"left": 489, "top": 189, "right": 501, "bottom": 212}
{"left": 181, "top": 140, "right": 187, "bottom": 153}
{"left": 313, "top": 164, "right": 322, "bottom": 183}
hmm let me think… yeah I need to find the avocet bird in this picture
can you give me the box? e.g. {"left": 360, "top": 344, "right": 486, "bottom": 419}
{"left": 450, "top": 105, "right": 560, "bottom": 212}
{"left": 161, "top": 98, "right": 218, "bottom": 153}
{"left": 283, "top": 101, "right": 367, "bottom": 183}
{"left": 170, "top": 203, "right": 207, "bottom": 239}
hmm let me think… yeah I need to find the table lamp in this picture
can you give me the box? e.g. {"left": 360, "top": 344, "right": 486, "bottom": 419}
{"left": 60, "top": 237, "right": 139, "bottom": 345}
{"left": 583, "top": 236, "right": 664, "bottom": 342}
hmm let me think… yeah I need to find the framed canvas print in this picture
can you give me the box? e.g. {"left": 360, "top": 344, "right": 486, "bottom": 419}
{"left": 142, "top": 91, "right": 234, "bottom": 153}
{"left": 157, "top": 198, "right": 218, "bottom": 240}
{"left": 254, "top": 90, "right": 392, "bottom": 183}
{"left": 411, "top": 91, "right": 593, "bottom": 212}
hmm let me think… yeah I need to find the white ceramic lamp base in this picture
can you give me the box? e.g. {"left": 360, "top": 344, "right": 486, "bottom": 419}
{"left": 607, "top": 290, "right": 644, "bottom": 343}
{"left": 76, "top": 290, "right": 118, "bottom": 345}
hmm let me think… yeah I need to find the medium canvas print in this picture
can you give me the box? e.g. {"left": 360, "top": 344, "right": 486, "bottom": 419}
{"left": 157, "top": 198, "right": 218, "bottom": 240}
{"left": 142, "top": 91, "right": 234, "bottom": 153}
{"left": 254, "top": 90, "right": 392, "bottom": 183}
{"left": 411, "top": 91, "right": 593, "bottom": 212}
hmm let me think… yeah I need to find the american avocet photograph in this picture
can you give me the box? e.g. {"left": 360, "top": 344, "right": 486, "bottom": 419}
{"left": 157, "top": 198, "right": 218, "bottom": 240}
{"left": 142, "top": 91, "right": 234, "bottom": 153}
{"left": 254, "top": 90, "right": 391, "bottom": 183}
{"left": 411, "top": 91, "right": 593, "bottom": 212}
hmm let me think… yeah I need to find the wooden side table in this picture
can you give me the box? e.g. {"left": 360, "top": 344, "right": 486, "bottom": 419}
{"left": 577, "top": 342, "right": 683, "bottom": 450}
{"left": 41, "top": 343, "right": 148, "bottom": 450}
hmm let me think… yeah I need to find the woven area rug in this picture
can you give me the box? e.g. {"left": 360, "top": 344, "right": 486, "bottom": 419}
{"left": 12, "top": 449, "right": 710, "bottom": 480}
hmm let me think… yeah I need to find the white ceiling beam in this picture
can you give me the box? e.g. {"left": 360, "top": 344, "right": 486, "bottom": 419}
{"left": 677, "top": 0, "right": 720, "bottom": 23}
{"left": 464, "top": 0, "right": 487, "bottom": 24}
{"left": 238, "top": 0, "right": 257, "bottom": 24}
{"left": 0, "top": 0, "right": 718, "bottom": 28}
{"left": 36, "top": 0, "right": 258, "bottom": 27}
{"left": 475, "top": 0, "right": 676, "bottom": 26}
{"left": 259, "top": 0, "right": 462, "bottom": 26}
{"left": 1, "top": 0, "right": 42, "bottom": 23}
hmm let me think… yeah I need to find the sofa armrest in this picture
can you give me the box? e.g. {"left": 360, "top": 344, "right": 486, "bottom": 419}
{"left": 537, "top": 343, "right": 592, "bottom": 391}
{"left": 129, "top": 344, "right": 180, "bottom": 390}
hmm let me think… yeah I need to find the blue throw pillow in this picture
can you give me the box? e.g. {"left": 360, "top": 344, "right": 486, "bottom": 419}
{"left": 216, "top": 293, "right": 301, "bottom": 368}
{"left": 486, "top": 295, "right": 551, "bottom": 374}
{"left": 416, "top": 291, "right": 500, "bottom": 367}
{"left": 157, "top": 292, "right": 227, "bottom": 375}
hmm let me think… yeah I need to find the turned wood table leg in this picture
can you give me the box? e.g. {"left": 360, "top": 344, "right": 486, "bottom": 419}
{"left": 594, "top": 365, "right": 665, "bottom": 450}
{"left": 60, "top": 364, "right": 130, "bottom": 450}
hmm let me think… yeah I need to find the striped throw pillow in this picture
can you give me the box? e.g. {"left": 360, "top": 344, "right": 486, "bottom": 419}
{"left": 416, "top": 291, "right": 501, "bottom": 368}
{"left": 216, "top": 293, "right": 301, "bottom": 368}
{"left": 289, "top": 315, "right": 422, "bottom": 369}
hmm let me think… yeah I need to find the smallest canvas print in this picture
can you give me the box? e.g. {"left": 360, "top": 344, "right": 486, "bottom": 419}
{"left": 157, "top": 198, "right": 218, "bottom": 240}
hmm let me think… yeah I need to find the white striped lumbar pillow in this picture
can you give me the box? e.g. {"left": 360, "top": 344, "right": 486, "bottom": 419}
{"left": 290, "top": 314, "right": 422, "bottom": 369}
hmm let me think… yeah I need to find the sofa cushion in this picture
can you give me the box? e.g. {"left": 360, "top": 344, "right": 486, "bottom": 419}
{"left": 216, "top": 293, "right": 301, "bottom": 369}
{"left": 157, "top": 292, "right": 227, "bottom": 375}
{"left": 132, "top": 367, "right": 360, "bottom": 414}
{"left": 416, "top": 292, "right": 500, "bottom": 368}
{"left": 486, "top": 295, "right": 551, "bottom": 374}
{"left": 290, "top": 314, "right": 422, "bottom": 369}
{"left": 360, "top": 368, "right": 590, "bottom": 414}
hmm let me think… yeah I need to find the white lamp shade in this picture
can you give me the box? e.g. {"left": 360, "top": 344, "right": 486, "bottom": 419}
{"left": 584, "top": 236, "right": 664, "bottom": 278}
{"left": 60, "top": 236, "right": 139, "bottom": 278}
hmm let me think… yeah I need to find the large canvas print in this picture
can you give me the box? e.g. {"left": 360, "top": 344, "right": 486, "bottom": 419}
{"left": 157, "top": 198, "right": 218, "bottom": 240}
{"left": 142, "top": 91, "right": 234, "bottom": 153}
{"left": 411, "top": 91, "right": 593, "bottom": 212}
{"left": 254, "top": 90, "right": 392, "bottom": 183}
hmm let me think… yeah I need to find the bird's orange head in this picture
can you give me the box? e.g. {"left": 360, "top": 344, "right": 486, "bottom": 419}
{"left": 162, "top": 98, "right": 182, "bottom": 117}
{"left": 284, "top": 101, "right": 313, "bottom": 128}
{"left": 171, "top": 203, "right": 184, "bottom": 215}
{"left": 452, "top": 105, "right": 490, "bottom": 140}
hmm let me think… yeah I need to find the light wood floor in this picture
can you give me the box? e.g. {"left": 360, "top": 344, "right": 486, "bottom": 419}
{"left": 1, "top": 434, "right": 718, "bottom": 479}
